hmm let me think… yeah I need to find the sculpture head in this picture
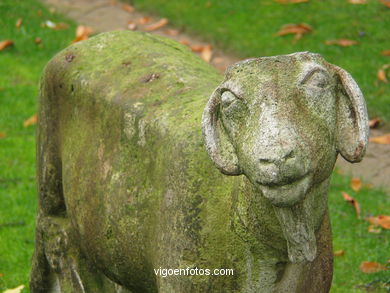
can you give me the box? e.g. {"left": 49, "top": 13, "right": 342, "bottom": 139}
{"left": 203, "top": 52, "right": 368, "bottom": 207}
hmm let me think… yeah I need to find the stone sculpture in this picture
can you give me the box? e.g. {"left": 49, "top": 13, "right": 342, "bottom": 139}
{"left": 30, "top": 31, "right": 368, "bottom": 293}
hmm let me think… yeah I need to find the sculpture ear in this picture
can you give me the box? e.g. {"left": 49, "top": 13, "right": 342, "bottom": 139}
{"left": 330, "top": 64, "right": 369, "bottom": 162}
{"left": 202, "top": 88, "right": 242, "bottom": 175}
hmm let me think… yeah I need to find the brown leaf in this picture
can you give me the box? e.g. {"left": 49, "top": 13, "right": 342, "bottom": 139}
{"left": 0, "top": 40, "right": 14, "bottom": 51}
{"left": 276, "top": 23, "right": 312, "bottom": 40}
{"left": 144, "top": 18, "right": 168, "bottom": 32}
{"left": 276, "top": 0, "right": 309, "bottom": 3}
{"left": 138, "top": 17, "right": 151, "bottom": 25}
{"left": 368, "top": 224, "right": 381, "bottom": 233}
{"left": 201, "top": 45, "right": 213, "bottom": 63}
{"left": 16, "top": 18, "right": 23, "bottom": 28}
{"left": 368, "top": 118, "right": 380, "bottom": 129}
{"left": 342, "top": 192, "right": 361, "bottom": 218}
{"left": 127, "top": 21, "right": 137, "bottom": 31}
{"left": 334, "top": 250, "right": 345, "bottom": 256}
{"left": 366, "top": 215, "right": 390, "bottom": 229}
{"left": 179, "top": 39, "right": 190, "bottom": 46}
{"left": 380, "top": 0, "right": 390, "bottom": 8}
{"left": 165, "top": 29, "right": 180, "bottom": 36}
{"left": 381, "top": 50, "right": 390, "bottom": 56}
{"left": 73, "top": 25, "right": 93, "bottom": 43}
{"left": 122, "top": 3, "right": 135, "bottom": 13}
{"left": 324, "top": 39, "right": 358, "bottom": 47}
{"left": 369, "top": 133, "right": 390, "bottom": 144}
{"left": 190, "top": 44, "right": 206, "bottom": 53}
{"left": 348, "top": 0, "right": 366, "bottom": 4}
{"left": 360, "top": 261, "right": 388, "bottom": 273}
{"left": 23, "top": 114, "right": 38, "bottom": 127}
{"left": 34, "top": 37, "right": 42, "bottom": 45}
{"left": 377, "top": 69, "right": 388, "bottom": 83}
{"left": 0, "top": 132, "right": 6, "bottom": 138}
{"left": 350, "top": 177, "right": 362, "bottom": 192}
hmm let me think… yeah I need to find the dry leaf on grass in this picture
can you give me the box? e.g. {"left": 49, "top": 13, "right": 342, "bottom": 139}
{"left": 368, "top": 118, "right": 380, "bottom": 128}
{"left": 3, "top": 285, "right": 25, "bottom": 293}
{"left": 73, "top": 25, "right": 93, "bottom": 43}
{"left": 380, "top": 0, "right": 390, "bottom": 8}
{"left": 366, "top": 215, "right": 390, "bottom": 229}
{"left": 144, "top": 18, "right": 168, "bottom": 32}
{"left": 334, "top": 250, "right": 345, "bottom": 256}
{"left": 348, "top": 0, "right": 366, "bottom": 4}
{"left": 16, "top": 18, "right": 23, "bottom": 28}
{"left": 34, "top": 37, "right": 42, "bottom": 45}
{"left": 276, "top": 23, "right": 312, "bottom": 40}
{"left": 44, "top": 20, "right": 69, "bottom": 30}
{"left": 138, "top": 17, "right": 151, "bottom": 25}
{"left": 201, "top": 45, "right": 213, "bottom": 63}
{"left": 23, "top": 114, "right": 38, "bottom": 127}
{"left": 276, "top": 0, "right": 309, "bottom": 3}
{"left": 122, "top": 4, "right": 135, "bottom": 13}
{"left": 382, "top": 50, "right": 390, "bottom": 56}
{"left": 0, "top": 40, "right": 14, "bottom": 51}
{"left": 325, "top": 39, "right": 358, "bottom": 47}
{"left": 0, "top": 132, "right": 6, "bottom": 139}
{"left": 165, "top": 29, "right": 179, "bottom": 36}
{"left": 377, "top": 68, "right": 388, "bottom": 83}
{"left": 342, "top": 192, "right": 361, "bottom": 218}
{"left": 369, "top": 133, "right": 390, "bottom": 144}
{"left": 350, "top": 178, "right": 362, "bottom": 192}
{"left": 368, "top": 224, "right": 381, "bottom": 233}
{"left": 360, "top": 261, "right": 388, "bottom": 273}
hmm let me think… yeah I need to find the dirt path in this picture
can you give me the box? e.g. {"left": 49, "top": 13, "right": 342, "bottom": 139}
{"left": 40, "top": 0, "right": 390, "bottom": 192}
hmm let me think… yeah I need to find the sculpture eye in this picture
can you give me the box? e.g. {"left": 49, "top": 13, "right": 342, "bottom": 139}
{"left": 302, "top": 70, "right": 329, "bottom": 89}
{"left": 221, "top": 90, "right": 238, "bottom": 108}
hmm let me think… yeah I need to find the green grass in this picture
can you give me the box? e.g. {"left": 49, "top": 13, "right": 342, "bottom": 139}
{"left": 0, "top": 0, "right": 76, "bottom": 291}
{"left": 131, "top": 0, "right": 390, "bottom": 123}
{"left": 0, "top": 0, "right": 389, "bottom": 292}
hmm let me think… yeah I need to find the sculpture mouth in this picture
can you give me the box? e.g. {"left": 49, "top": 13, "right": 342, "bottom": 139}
{"left": 256, "top": 175, "right": 311, "bottom": 207}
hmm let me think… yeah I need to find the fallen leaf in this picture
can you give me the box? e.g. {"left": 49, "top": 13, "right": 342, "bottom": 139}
{"left": 351, "top": 177, "right": 362, "bottom": 192}
{"left": 276, "top": 0, "right": 309, "bottom": 3}
{"left": 380, "top": 0, "right": 390, "bottom": 8}
{"left": 381, "top": 50, "right": 390, "bottom": 56}
{"left": 3, "top": 285, "right": 25, "bottom": 293}
{"left": 0, "top": 40, "right": 14, "bottom": 51}
{"left": 342, "top": 192, "right": 361, "bottom": 218}
{"left": 122, "top": 3, "right": 135, "bottom": 13}
{"left": 44, "top": 20, "right": 69, "bottom": 30}
{"left": 138, "top": 17, "right": 151, "bottom": 25}
{"left": 23, "top": 114, "right": 38, "bottom": 127}
{"left": 325, "top": 39, "right": 358, "bottom": 47}
{"left": 165, "top": 29, "right": 179, "bottom": 36}
{"left": 16, "top": 18, "right": 23, "bottom": 28}
{"left": 334, "top": 250, "right": 345, "bottom": 256}
{"left": 368, "top": 118, "right": 380, "bottom": 128}
{"left": 201, "top": 45, "right": 213, "bottom": 63}
{"left": 144, "top": 18, "right": 168, "bottom": 31}
{"left": 190, "top": 44, "right": 206, "bottom": 53}
{"left": 377, "top": 69, "right": 388, "bottom": 83}
{"left": 366, "top": 215, "right": 390, "bottom": 229}
{"left": 179, "top": 39, "right": 190, "bottom": 46}
{"left": 368, "top": 224, "right": 381, "bottom": 233}
{"left": 348, "top": 0, "right": 366, "bottom": 4}
{"left": 369, "top": 134, "right": 390, "bottom": 144}
{"left": 276, "top": 23, "right": 312, "bottom": 40}
{"left": 34, "top": 37, "right": 42, "bottom": 45}
{"left": 73, "top": 25, "right": 93, "bottom": 43}
{"left": 127, "top": 21, "right": 137, "bottom": 31}
{"left": 360, "top": 261, "right": 388, "bottom": 273}
{"left": 0, "top": 132, "right": 6, "bottom": 138}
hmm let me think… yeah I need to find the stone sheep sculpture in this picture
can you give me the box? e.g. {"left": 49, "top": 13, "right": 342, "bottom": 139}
{"left": 30, "top": 31, "right": 368, "bottom": 293}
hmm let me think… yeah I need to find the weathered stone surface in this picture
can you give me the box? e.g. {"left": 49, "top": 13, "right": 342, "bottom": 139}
{"left": 31, "top": 31, "right": 368, "bottom": 293}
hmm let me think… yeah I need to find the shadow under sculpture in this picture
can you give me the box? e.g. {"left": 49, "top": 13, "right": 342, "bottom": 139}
{"left": 30, "top": 31, "right": 368, "bottom": 293}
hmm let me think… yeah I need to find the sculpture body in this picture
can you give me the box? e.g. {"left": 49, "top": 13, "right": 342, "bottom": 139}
{"left": 31, "top": 31, "right": 368, "bottom": 293}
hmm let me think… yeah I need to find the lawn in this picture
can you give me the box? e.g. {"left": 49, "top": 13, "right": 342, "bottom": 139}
{"left": 0, "top": 0, "right": 389, "bottom": 292}
{"left": 131, "top": 0, "right": 390, "bottom": 124}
